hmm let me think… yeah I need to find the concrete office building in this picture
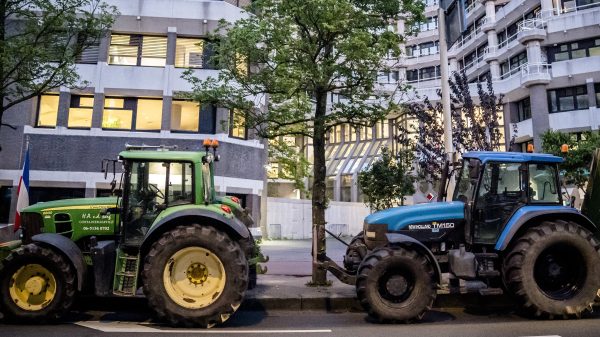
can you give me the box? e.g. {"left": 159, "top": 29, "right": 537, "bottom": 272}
{"left": 274, "top": 0, "right": 600, "bottom": 204}
{"left": 0, "top": 0, "right": 266, "bottom": 228}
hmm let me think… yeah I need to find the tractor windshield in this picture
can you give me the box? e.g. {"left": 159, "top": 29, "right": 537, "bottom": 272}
{"left": 453, "top": 159, "right": 478, "bottom": 204}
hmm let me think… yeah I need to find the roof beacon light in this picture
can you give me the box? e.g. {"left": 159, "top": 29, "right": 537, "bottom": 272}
{"left": 527, "top": 144, "right": 534, "bottom": 153}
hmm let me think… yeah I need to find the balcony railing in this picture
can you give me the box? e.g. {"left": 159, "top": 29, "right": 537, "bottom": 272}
{"left": 552, "top": 2, "right": 600, "bottom": 15}
{"left": 521, "top": 62, "right": 551, "bottom": 77}
{"left": 518, "top": 18, "right": 546, "bottom": 32}
{"left": 451, "top": 24, "right": 483, "bottom": 51}
{"left": 465, "top": 1, "right": 481, "bottom": 14}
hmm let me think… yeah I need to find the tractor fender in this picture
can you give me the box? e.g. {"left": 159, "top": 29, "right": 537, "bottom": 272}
{"left": 31, "top": 233, "right": 87, "bottom": 291}
{"left": 495, "top": 206, "right": 598, "bottom": 251}
{"left": 385, "top": 233, "right": 443, "bottom": 285}
{"left": 144, "top": 208, "right": 250, "bottom": 245}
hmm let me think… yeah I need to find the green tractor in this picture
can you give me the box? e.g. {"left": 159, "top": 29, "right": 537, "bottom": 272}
{"left": 0, "top": 141, "right": 262, "bottom": 327}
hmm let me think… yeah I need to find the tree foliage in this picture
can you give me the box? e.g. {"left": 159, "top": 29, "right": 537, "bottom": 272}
{"left": 0, "top": 0, "right": 117, "bottom": 143}
{"left": 268, "top": 138, "right": 311, "bottom": 193}
{"left": 358, "top": 146, "right": 415, "bottom": 211}
{"left": 400, "top": 71, "right": 504, "bottom": 181}
{"left": 541, "top": 130, "right": 600, "bottom": 192}
{"left": 184, "top": 0, "right": 424, "bottom": 284}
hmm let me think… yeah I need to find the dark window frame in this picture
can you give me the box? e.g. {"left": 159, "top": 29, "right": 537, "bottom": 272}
{"left": 67, "top": 95, "right": 95, "bottom": 130}
{"left": 547, "top": 37, "right": 600, "bottom": 63}
{"left": 35, "top": 93, "right": 60, "bottom": 129}
{"left": 547, "top": 85, "right": 589, "bottom": 113}
{"left": 102, "top": 97, "right": 163, "bottom": 132}
{"left": 517, "top": 97, "right": 532, "bottom": 122}
{"left": 108, "top": 33, "right": 168, "bottom": 67}
{"left": 229, "top": 109, "right": 248, "bottom": 140}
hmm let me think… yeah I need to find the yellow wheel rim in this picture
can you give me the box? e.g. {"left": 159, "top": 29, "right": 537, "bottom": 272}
{"left": 163, "top": 247, "right": 226, "bottom": 309}
{"left": 9, "top": 264, "right": 57, "bottom": 311}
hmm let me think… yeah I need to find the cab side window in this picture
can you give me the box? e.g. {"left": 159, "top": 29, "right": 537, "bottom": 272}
{"left": 529, "top": 163, "right": 560, "bottom": 204}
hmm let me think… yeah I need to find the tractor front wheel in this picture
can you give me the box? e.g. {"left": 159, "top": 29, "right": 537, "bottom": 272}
{"left": 503, "top": 220, "right": 600, "bottom": 318}
{"left": 142, "top": 224, "right": 248, "bottom": 327}
{"left": 356, "top": 246, "right": 437, "bottom": 322}
{"left": 0, "top": 243, "right": 76, "bottom": 323}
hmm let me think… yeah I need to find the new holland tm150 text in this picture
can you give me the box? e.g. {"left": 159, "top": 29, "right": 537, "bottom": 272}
{"left": 321, "top": 151, "right": 600, "bottom": 322}
{"left": 0, "top": 140, "right": 262, "bottom": 327}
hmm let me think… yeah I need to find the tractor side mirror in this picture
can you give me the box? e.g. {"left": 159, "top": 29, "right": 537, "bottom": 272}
{"left": 468, "top": 160, "right": 481, "bottom": 180}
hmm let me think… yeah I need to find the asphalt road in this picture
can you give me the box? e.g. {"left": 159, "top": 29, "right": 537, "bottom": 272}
{"left": 2, "top": 306, "right": 600, "bottom": 337}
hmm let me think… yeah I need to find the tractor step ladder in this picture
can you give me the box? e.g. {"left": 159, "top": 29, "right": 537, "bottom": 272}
{"left": 478, "top": 288, "right": 504, "bottom": 296}
{"left": 113, "top": 249, "right": 140, "bottom": 296}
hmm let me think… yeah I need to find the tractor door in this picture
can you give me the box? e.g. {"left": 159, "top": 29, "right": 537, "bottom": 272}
{"left": 472, "top": 162, "right": 527, "bottom": 244}
{"left": 121, "top": 161, "right": 194, "bottom": 246}
{"left": 122, "top": 161, "right": 167, "bottom": 245}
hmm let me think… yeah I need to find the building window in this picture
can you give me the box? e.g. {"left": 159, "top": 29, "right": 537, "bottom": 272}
{"left": 547, "top": 85, "right": 589, "bottom": 113}
{"left": 108, "top": 34, "right": 167, "bottom": 67}
{"left": 406, "top": 69, "right": 419, "bottom": 82}
{"left": 75, "top": 35, "right": 100, "bottom": 64}
{"left": 102, "top": 97, "right": 162, "bottom": 131}
{"left": 103, "top": 98, "right": 133, "bottom": 129}
{"left": 376, "top": 71, "right": 399, "bottom": 84}
{"left": 36, "top": 94, "right": 59, "bottom": 127}
{"left": 136, "top": 99, "right": 163, "bottom": 130}
{"left": 501, "top": 52, "right": 527, "bottom": 77}
{"left": 68, "top": 96, "right": 94, "bottom": 128}
{"left": 517, "top": 97, "right": 531, "bottom": 122}
{"left": 548, "top": 37, "right": 600, "bottom": 62}
{"left": 172, "top": 100, "right": 200, "bottom": 132}
{"left": 596, "top": 83, "right": 600, "bottom": 107}
{"left": 419, "top": 66, "right": 440, "bottom": 80}
{"left": 230, "top": 109, "right": 247, "bottom": 139}
{"left": 418, "top": 16, "right": 438, "bottom": 32}
{"left": 175, "top": 38, "right": 206, "bottom": 68}
{"left": 348, "top": 125, "right": 357, "bottom": 142}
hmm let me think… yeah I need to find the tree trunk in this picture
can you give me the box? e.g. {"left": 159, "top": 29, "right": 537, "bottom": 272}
{"left": 311, "top": 90, "right": 328, "bottom": 285}
{"left": 0, "top": 0, "right": 6, "bottom": 151}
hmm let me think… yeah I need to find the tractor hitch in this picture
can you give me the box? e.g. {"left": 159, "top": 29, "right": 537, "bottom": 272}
{"left": 315, "top": 255, "right": 356, "bottom": 285}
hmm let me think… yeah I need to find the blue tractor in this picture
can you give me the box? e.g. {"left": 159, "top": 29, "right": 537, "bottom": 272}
{"left": 323, "top": 151, "right": 600, "bottom": 322}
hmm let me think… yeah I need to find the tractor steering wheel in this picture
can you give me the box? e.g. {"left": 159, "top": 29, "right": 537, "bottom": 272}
{"left": 148, "top": 183, "right": 165, "bottom": 200}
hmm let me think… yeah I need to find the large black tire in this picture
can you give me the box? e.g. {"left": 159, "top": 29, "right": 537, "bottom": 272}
{"left": 0, "top": 243, "right": 76, "bottom": 323}
{"left": 503, "top": 220, "right": 600, "bottom": 318}
{"left": 142, "top": 224, "right": 248, "bottom": 327}
{"left": 239, "top": 233, "right": 257, "bottom": 290}
{"left": 344, "top": 233, "right": 367, "bottom": 273}
{"left": 356, "top": 246, "right": 437, "bottom": 322}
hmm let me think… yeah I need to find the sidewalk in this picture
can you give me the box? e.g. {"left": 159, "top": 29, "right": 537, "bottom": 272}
{"left": 247, "top": 239, "right": 514, "bottom": 312}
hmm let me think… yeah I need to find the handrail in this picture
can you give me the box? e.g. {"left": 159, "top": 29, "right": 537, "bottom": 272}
{"left": 518, "top": 18, "right": 546, "bottom": 32}
{"left": 521, "top": 62, "right": 551, "bottom": 77}
{"left": 465, "top": 0, "right": 481, "bottom": 14}
{"left": 451, "top": 24, "right": 483, "bottom": 51}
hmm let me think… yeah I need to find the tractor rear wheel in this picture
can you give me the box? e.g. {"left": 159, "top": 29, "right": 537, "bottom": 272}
{"left": 344, "top": 233, "right": 367, "bottom": 273}
{"left": 356, "top": 246, "right": 436, "bottom": 322}
{"left": 142, "top": 224, "right": 248, "bottom": 327}
{"left": 0, "top": 243, "right": 76, "bottom": 323}
{"left": 503, "top": 220, "right": 600, "bottom": 318}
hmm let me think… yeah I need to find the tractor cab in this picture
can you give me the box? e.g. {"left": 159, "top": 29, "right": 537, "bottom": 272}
{"left": 117, "top": 144, "right": 218, "bottom": 246}
{"left": 454, "top": 152, "right": 563, "bottom": 245}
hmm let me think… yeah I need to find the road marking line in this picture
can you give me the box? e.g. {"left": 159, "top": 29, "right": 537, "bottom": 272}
{"left": 75, "top": 321, "right": 332, "bottom": 334}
